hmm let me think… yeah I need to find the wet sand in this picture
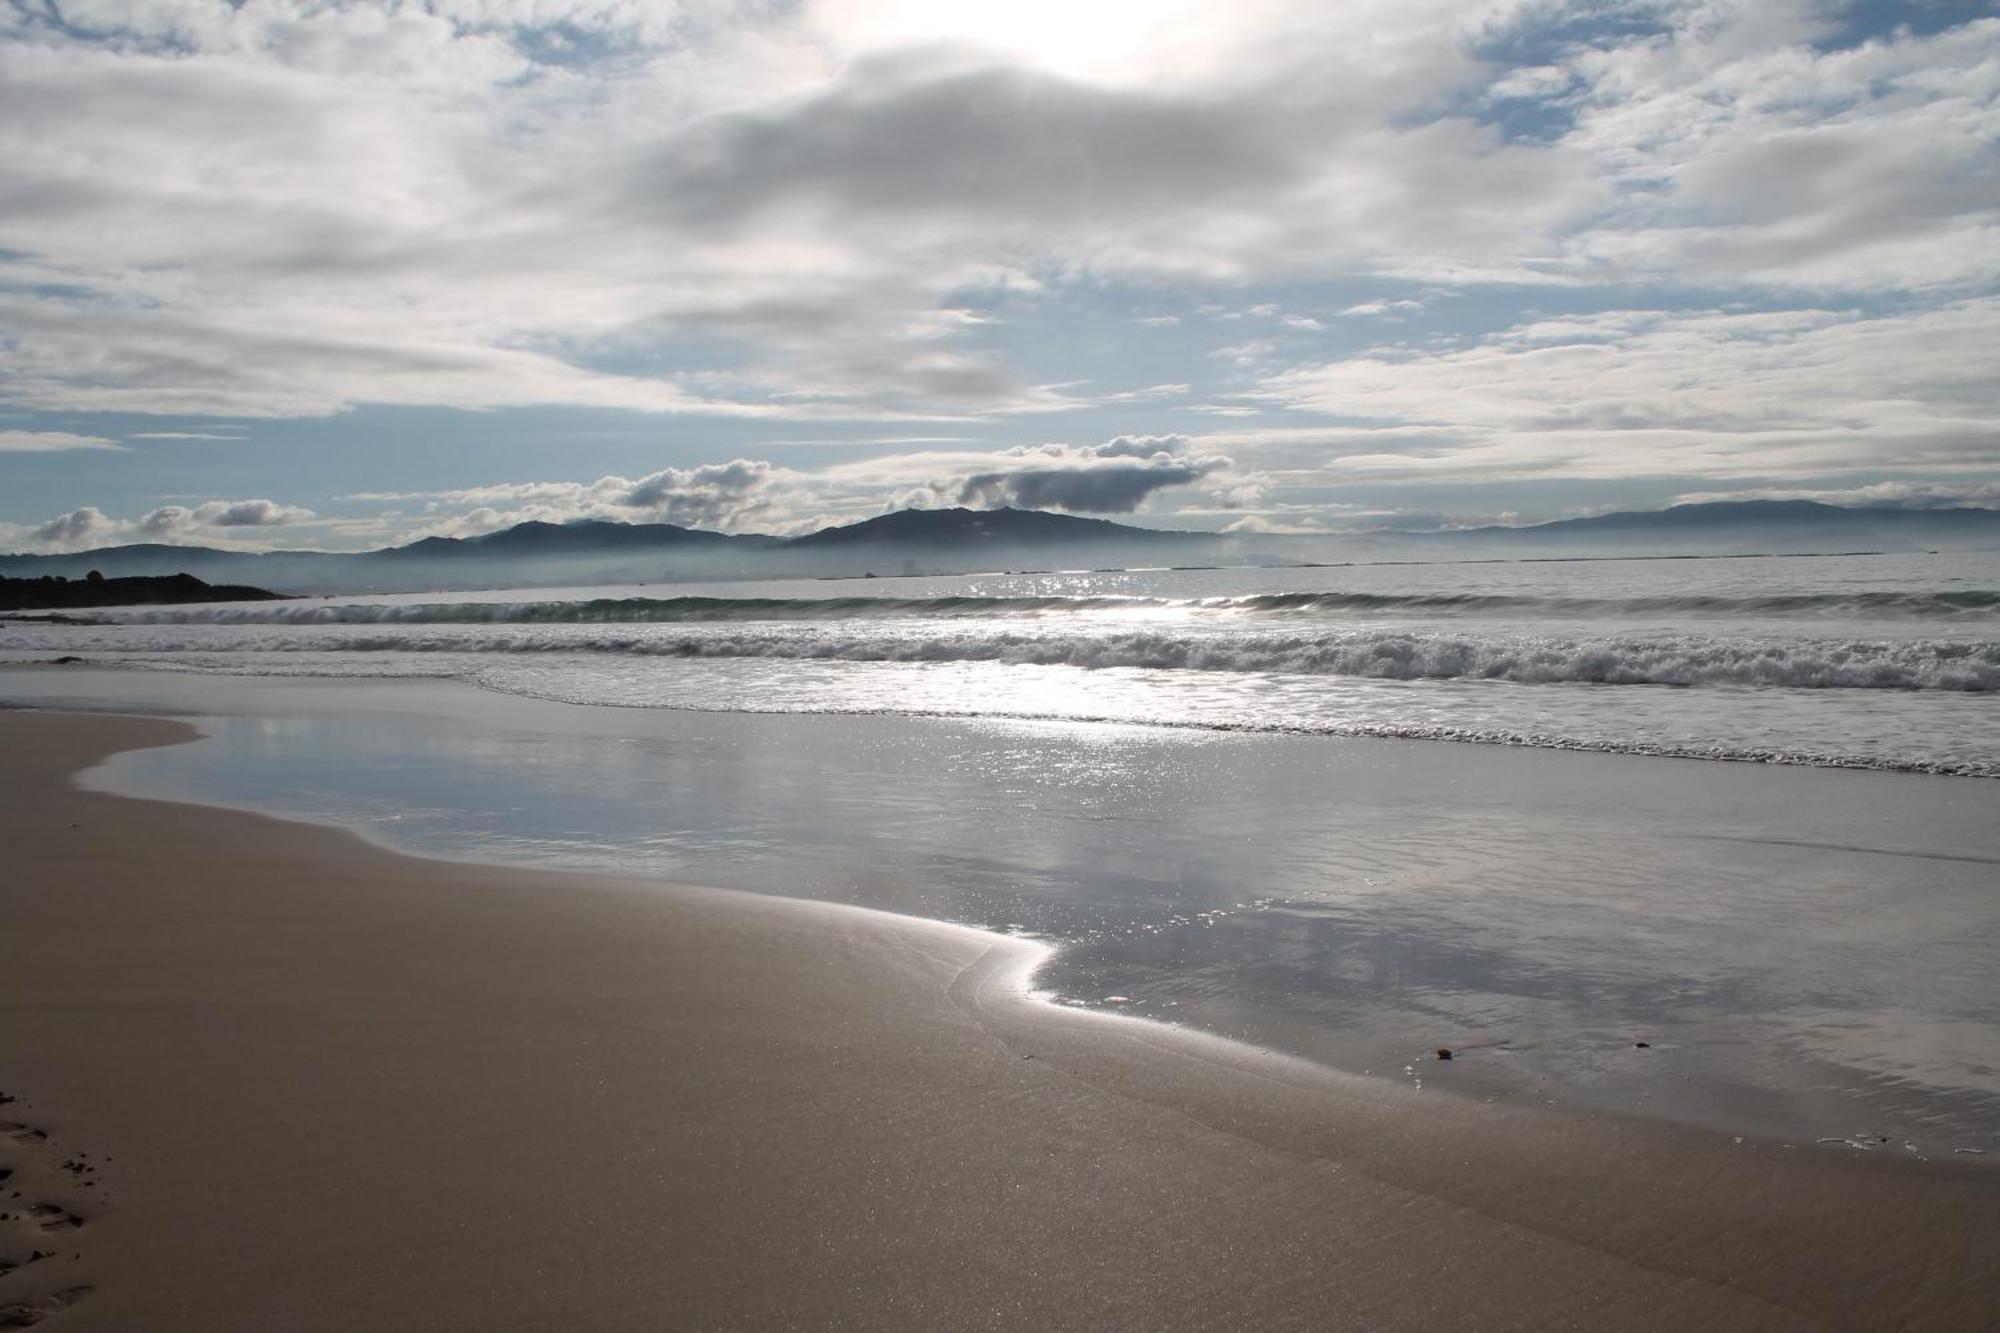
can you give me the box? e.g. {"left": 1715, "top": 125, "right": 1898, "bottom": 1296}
{"left": 14, "top": 668, "right": 2000, "bottom": 1151}
{"left": 2, "top": 710, "right": 1996, "bottom": 1330}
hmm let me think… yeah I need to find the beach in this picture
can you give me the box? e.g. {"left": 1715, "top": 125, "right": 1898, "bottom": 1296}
{"left": 11, "top": 664, "right": 1998, "bottom": 1154}
{"left": 8, "top": 1, "right": 2000, "bottom": 1325}
{"left": 3, "top": 708, "right": 1998, "bottom": 1330}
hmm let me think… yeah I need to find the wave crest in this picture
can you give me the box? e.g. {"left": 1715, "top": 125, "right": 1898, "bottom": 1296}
{"left": 27, "top": 624, "right": 1999, "bottom": 690}
{"left": 75, "top": 586, "right": 2000, "bottom": 626}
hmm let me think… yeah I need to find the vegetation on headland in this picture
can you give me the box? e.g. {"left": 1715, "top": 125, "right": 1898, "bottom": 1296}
{"left": 0, "top": 571, "right": 285, "bottom": 612}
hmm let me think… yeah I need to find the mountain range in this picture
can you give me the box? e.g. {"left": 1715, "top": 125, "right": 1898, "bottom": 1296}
{"left": 0, "top": 500, "right": 1994, "bottom": 594}
{"left": 1449, "top": 499, "right": 2000, "bottom": 549}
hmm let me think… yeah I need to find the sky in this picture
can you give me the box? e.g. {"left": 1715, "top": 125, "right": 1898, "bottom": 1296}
{"left": 2, "top": 0, "right": 1997, "bottom": 552}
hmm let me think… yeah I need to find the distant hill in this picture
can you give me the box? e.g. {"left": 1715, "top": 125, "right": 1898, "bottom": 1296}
{"left": 0, "top": 542, "right": 257, "bottom": 580}
{"left": 0, "top": 519, "right": 791, "bottom": 593}
{"left": 1, "top": 571, "right": 284, "bottom": 613}
{"left": 1419, "top": 500, "right": 2000, "bottom": 552}
{"left": 1, "top": 500, "right": 1993, "bottom": 594}
{"left": 0, "top": 506, "right": 1216, "bottom": 592}
{"left": 368, "top": 518, "right": 780, "bottom": 561}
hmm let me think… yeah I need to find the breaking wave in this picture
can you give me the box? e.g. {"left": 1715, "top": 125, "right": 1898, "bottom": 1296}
{"left": 21, "top": 623, "right": 2000, "bottom": 690}
{"left": 82, "top": 594, "right": 1146, "bottom": 624}
{"left": 65, "top": 587, "right": 2000, "bottom": 625}
{"left": 1229, "top": 589, "right": 2000, "bottom": 618}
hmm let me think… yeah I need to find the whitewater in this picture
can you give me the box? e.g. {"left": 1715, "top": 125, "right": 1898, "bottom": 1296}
{"left": 6, "top": 549, "right": 1998, "bottom": 776}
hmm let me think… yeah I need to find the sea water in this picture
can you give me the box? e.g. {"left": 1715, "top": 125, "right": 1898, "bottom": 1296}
{"left": 5, "top": 551, "right": 1996, "bottom": 774}
{"left": 4, "top": 549, "right": 1997, "bottom": 1154}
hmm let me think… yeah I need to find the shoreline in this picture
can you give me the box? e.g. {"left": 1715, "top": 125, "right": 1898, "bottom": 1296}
{"left": 10, "top": 671, "right": 2000, "bottom": 1157}
{"left": 6, "top": 656, "right": 1997, "bottom": 781}
{"left": 2, "top": 711, "right": 1997, "bottom": 1328}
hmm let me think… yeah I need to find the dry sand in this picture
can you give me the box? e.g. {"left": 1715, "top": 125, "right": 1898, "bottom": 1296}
{"left": 1, "top": 711, "right": 1995, "bottom": 1331}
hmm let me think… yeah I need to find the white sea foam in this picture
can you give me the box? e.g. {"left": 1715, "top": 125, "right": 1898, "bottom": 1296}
{"left": 55, "top": 586, "right": 2000, "bottom": 625}
{"left": 8, "top": 621, "right": 1996, "bottom": 690}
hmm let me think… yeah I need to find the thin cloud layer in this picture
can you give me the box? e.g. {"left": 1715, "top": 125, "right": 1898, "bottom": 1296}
{"left": 1671, "top": 481, "right": 2000, "bottom": 511}
{"left": 0, "top": 0, "right": 1636, "bottom": 420}
{"left": 1560, "top": 9, "right": 2000, "bottom": 292}
{"left": 0, "top": 431, "right": 124, "bottom": 453}
{"left": 1248, "top": 300, "right": 2000, "bottom": 483}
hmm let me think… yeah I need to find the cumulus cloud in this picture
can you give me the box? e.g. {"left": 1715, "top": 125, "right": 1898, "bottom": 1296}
{"left": 32, "top": 506, "right": 121, "bottom": 550}
{"left": 138, "top": 499, "right": 316, "bottom": 538}
{"left": 375, "top": 458, "right": 819, "bottom": 535}
{"left": 885, "top": 435, "right": 1237, "bottom": 513}
{"left": 954, "top": 459, "right": 1218, "bottom": 513}
{"left": 2, "top": 496, "right": 321, "bottom": 553}
{"left": 354, "top": 437, "right": 1247, "bottom": 543}
{"left": 616, "top": 459, "right": 798, "bottom": 530}
{"left": 1093, "top": 433, "right": 1189, "bottom": 459}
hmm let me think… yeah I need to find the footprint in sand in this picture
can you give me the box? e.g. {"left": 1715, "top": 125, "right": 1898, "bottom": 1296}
{"left": 0, "top": 1284, "right": 92, "bottom": 1328}
{"left": 0, "top": 1105, "right": 101, "bottom": 1325}
{"left": 17, "top": 1209, "right": 80, "bottom": 1236}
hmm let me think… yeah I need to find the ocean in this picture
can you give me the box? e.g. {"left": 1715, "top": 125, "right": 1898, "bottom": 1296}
{"left": 4, "top": 548, "right": 1997, "bottom": 1155}
{"left": 9, "top": 549, "right": 2000, "bottom": 773}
